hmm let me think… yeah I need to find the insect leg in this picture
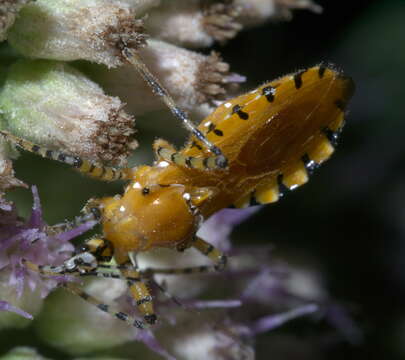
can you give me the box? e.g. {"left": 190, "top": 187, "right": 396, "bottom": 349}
{"left": 141, "top": 237, "right": 228, "bottom": 276}
{"left": 191, "top": 237, "right": 228, "bottom": 271}
{"left": 24, "top": 238, "right": 149, "bottom": 329}
{"left": 37, "top": 259, "right": 184, "bottom": 309}
{"left": 0, "top": 130, "right": 133, "bottom": 181}
{"left": 154, "top": 138, "right": 227, "bottom": 170}
{"left": 23, "top": 239, "right": 142, "bottom": 283}
{"left": 24, "top": 259, "right": 142, "bottom": 282}
{"left": 114, "top": 252, "right": 158, "bottom": 326}
{"left": 47, "top": 205, "right": 102, "bottom": 235}
{"left": 122, "top": 48, "right": 228, "bottom": 169}
{"left": 62, "top": 282, "right": 146, "bottom": 329}
{"left": 23, "top": 236, "right": 111, "bottom": 277}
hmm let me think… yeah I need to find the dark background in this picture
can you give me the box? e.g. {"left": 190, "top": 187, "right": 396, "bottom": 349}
{"left": 5, "top": 0, "right": 405, "bottom": 359}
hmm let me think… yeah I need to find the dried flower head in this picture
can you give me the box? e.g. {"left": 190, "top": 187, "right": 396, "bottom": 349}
{"left": 275, "top": 0, "right": 322, "bottom": 20}
{"left": 0, "top": 59, "right": 137, "bottom": 166}
{"left": 94, "top": 39, "right": 244, "bottom": 117}
{"left": 202, "top": 1, "right": 243, "bottom": 45}
{"left": 7, "top": 0, "right": 147, "bottom": 67}
{"left": 235, "top": 0, "right": 322, "bottom": 26}
{"left": 122, "top": 0, "right": 161, "bottom": 15}
{"left": 146, "top": 0, "right": 243, "bottom": 48}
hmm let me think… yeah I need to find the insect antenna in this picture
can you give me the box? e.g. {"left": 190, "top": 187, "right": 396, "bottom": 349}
{"left": 121, "top": 48, "right": 228, "bottom": 169}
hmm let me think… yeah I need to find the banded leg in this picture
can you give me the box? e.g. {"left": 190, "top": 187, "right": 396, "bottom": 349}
{"left": 23, "top": 237, "right": 111, "bottom": 276}
{"left": 154, "top": 139, "right": 227, "bottom": 170}
{"left": 114, "top": 251, "right": 157, "bottom": 325}
{"left": 23, "top": 264, "right": 148, "bottom": 329}
{"left": 62, "top": 282, "right": 146, "bottom": 329}
{"left": 24, "top": 238, "right": 150, "bottom": 329}
{"left": 49, "top": 206, "right": 102, "bottom": 235}
{"left": 24, "top": 258, "right": 142, "bottom": 282}
{"left": 0, "top": 130, "right": 133, "bottom": 181}
{"left": 26, "top": 258, "right": 182, "bottom": 310}
{"left": 122, "top": 48, "right": 227, "bottom": 169}
{"left": 142, "top": 237, "right": 228, "bottom": 276}
{"left": 78, "top": 236, "right": 114, "bottom": 262}
{"left": 23, "top": 237, "right": 142, "bottom": 282}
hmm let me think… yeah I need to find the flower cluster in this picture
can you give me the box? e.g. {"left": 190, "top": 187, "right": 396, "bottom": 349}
{"left": 0, "top": 187, "right": 96, "bottom": 328}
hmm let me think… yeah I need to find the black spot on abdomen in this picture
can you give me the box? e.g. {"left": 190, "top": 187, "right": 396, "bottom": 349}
{"left": 293, "top": 70, "right": 306, "bottom": 89}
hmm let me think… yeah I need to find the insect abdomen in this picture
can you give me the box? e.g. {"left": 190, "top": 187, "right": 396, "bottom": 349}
{"left": 232, "top": 65, "right": 354, "bottom": 207}
{"left": 180, "top": 65, "right": 354, "bottom": 211}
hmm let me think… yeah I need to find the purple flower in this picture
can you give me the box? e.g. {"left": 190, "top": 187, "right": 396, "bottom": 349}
{"left": 197, "top": 207, "right": 262, "bottom": 251}
{"left": 136, "top": 330, "right": 177, "bottom": 360}
{"left": 0, "top": 186, "right": 96, "bottom": 319}
{"left": 0, "top": 300, "right": 33, "bottom": 320}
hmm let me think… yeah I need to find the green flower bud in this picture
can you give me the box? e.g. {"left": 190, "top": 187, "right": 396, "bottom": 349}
{"left": 7, "top": 0, "right": 146, "bottom": 67}
{"left": 92, "top": 40, "right": 240, "bottom": 118}
{"left": 0, "top": 347, "right": 50, "bottom": 360}
{"left": 0, "top": 59, "right": 137, "bottom": 166}
{"left": 146, "top": 0, "right": 242, "bottom": 47}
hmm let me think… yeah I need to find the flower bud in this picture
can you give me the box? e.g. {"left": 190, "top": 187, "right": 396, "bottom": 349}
{"left": 235, "top": 0, "right": 322, "bottom": 26}
{"left": 146, "top": 0, "right": 242, "bottom": 47}
{"left": 121, "top": 0, "right": 161, "bottom": 15}
{"left": 93, "top": 39, "right": 242, "bottom": 117}
{"left": 275, "top": 0, "right": 322, "bottom": 20}
{"left": 7, "top": 0, "right": 147, "bottom": 67}
{"left": 0, "top": 347, "right": 49, "bottom": 360}
{"left": 0, "top": 0, "right": 32, "bottom": 42}
{"left": 0, "top": 60, "right": 137, "bottom": 166}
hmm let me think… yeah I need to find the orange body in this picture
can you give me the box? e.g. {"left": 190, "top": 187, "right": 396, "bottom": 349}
{"left": 99, "top": 65, "right": 355, "bottom": 252}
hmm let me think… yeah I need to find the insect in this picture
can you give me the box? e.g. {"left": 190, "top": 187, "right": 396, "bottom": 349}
{"left": 1, "top": 57, "right": 354, "bottom": 329}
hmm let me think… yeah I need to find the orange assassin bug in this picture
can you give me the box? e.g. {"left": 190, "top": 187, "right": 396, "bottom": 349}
{"left": 1, "top": 52, "right": 354, "bottom": 329}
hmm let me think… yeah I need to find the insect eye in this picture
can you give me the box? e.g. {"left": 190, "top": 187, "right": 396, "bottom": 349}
{"left": 142, "top": 187, "right": 150, "bottom": 195}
